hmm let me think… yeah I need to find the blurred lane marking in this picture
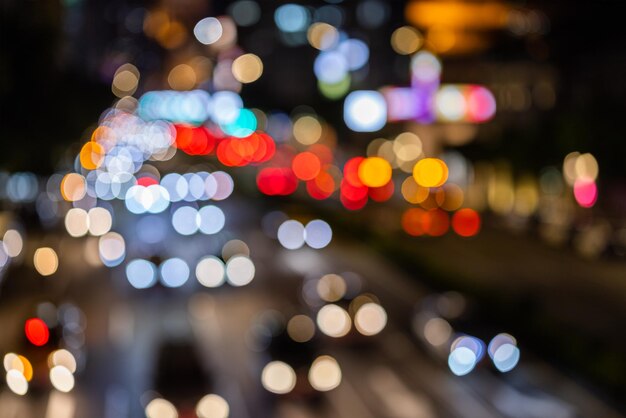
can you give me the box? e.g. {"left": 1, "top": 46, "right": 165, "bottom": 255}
{"left": 379, "top": 332, "right": 501, "bottom": 418}
{"left": 276, "top": 401, "right": 318, "bottom": 418}
{"left": 367, "top": 366, "right": 436, "bottom": 418}
{"left": 327, "top": 378, "right": 377, "bottom": 418}
{"left": 45, "top": 390, "right": 76, "bottom": 418}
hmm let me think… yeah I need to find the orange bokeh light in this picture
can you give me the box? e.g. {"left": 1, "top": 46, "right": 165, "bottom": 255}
{"left": 402, "top": 208, "right": 426, "bottom": 236}
{"left": 402, "top": 208, "right": 450, "bottom": 236}
{"left": 292, "top": 152, "right": 322, "bottom": 181}
{"left": 79, "top": 142, "right": 105, "bottom": 170}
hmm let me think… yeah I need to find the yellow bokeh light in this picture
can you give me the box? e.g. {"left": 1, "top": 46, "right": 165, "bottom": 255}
{"left": 4, "top": 354, "right": 33, "bottom": 382}
{"left": 17, "top": 355, "right": 33, "bottom": 382}
{"left": 354, "top": 303, "right": 387, "bottom": 336}
{"left": 156, "top": 20, "right": 187, "bottom": 49}
{"left": 412, "top": 158, "right": 448, "bottom": 188}
{"left": 4, "top": 353, "right": 23, "bottom": 374}
{"left": 145, "top": 398, "right": 178, "bottom": 418}
{"left": 514, "top": 176, "right": 539, "bottom": 217}
{"left": 307, "top": 22, "right": 339, "bottom": 50}
{"left": 231, "top": 53, "right": 263, "bottom": 84}
{"left": 401, "top": 177, "right": 430, "bottom": 204}
{"left": 366, "top": 138, "right": 387, "bottom": 157}
{"left": 168, "top": 64, "right": 196, "bottom": 91}
{"left": 261, "top": 361, "right": 297, "bottom": 394}
{"left": 316, "top": 304, "right": 351, "bottom": 338}
{"left": 562, "top": 151, "right": 579, "bottom": 186}
{"left": 308, "top": 355, "right": 342, "bottom": 392}
{"left": 358, "top": 157, "right": 393, "bottom": 188}
{"left": 48, "top": 349, "right": 77, "bottom": 374}
{"left": 574, "top": 152, "right": 598, "bottom": 182}
{"left": 143, "top": 9, "right": 169, "bottom": 38}
{"left": 112, "top": 63, "right": 140, "bottom": 98}
{"left": 60, "top": 173, "right": 86, "bottom": 202}
{"left": 196, "top": 394, "right": 229, "bottom": 418}
{"left": 393, "top": 132, "right": 423, "bottom": 162}
{"left": 316, "top": 274, "right": 346, "bottom": 302}
{"left": 293, "top": 115, "right": 323, "bottom": 145}
{"left": 391, "top": 26, "right": 423, "bottom": 55}
{"left": 79, "top": 141, "right": 105, "bottom": 170}
{"left": 34, "top": 247, "right": 59, "bottom": 276}
{"left": 64, "top": 208, "right": 89, "bottom": 238}
{"left": 435, "top": 183, "right": 464, "bottom": 211}
{"left": 427, "top": 26, "right": 456, "bottom": 53}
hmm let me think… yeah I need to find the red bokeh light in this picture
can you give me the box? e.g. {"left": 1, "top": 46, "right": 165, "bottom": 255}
{"left": 25, "top": 318, "right": 49, "bottom": 347}
{"left": 257, "top": 167, "right": 298, "bottom": 196}
{"left": 343, "top": 157, "right": 365, "bottom": 187}
{"left": 306, "top": 171, "right": 335, "bottom": 200}
{"left": 369, "top": 180, "right": 395, "bottom": 202}
{"left": 308, "top": 144, "right": 334, "bottom": 164}
{"left": 136, "top": 177, "right": 158, "bottom": 187}
{"left": 423, "top": 209, "right": 449, "bottom": 236}
{"left": 340, "top": 179, "right": 368, "bottom": 201}
{"left": 340, "top": 193, "right": 368, "bottom": 210}
{"left": 402, "top": 208, "right": 449, "bottom": 236}
{"left": 216, "top": 133, "right": 277, "bottom": 167}
{"left": 452, "top": 208, "right": 481, "bottom": 237}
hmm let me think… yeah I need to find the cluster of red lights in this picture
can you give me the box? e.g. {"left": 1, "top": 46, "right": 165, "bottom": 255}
{"left": 174, "top": 125, "right": 216, "bottom": 155}
{"left": 257, "top": 144, "right": 340, "bottom": 198}
{"left": 216, "top": 132, "right": 276, "bottom": 167}
{"left": 402, "top": 207, "right": 481, "bottom": 237}
{"left": 340, "top": 157, "right": 394, "bottom": 210}
{"left": 174, "top": 124, "right": 276, "bottom": 167}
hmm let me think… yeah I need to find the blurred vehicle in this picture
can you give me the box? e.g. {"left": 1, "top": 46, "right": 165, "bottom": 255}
{"left": 152, "top": 338, "right": 212, "bottom": 416}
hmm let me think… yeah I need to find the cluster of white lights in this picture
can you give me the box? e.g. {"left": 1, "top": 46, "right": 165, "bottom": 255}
{"left": 171, "top": 205, "right": 225, "bottom": 236}
{"left": 120, "top": 171, "right": 233, "bottom": 215}
{"left": 276, "top": 219, "right": 333, "bottom": 250}
{"left": 4, "top": 349, "right": 78, "bottom": 396}
{"left": 316, "top": 301, "right": 387, "bottom": 338}
{"left": 127, "top": 254, "right": 255, "bottom": 290}
{"left": 64, "top": 207, "right": 112, "bottom": 237}
{"left": 145, "top": 393, "right": 229, "bottom": 418}
{"left": 447, "top": 333, "right": 520, "bottom": 376}
{"left": 261, "top": 355, "right": 342, "bottom": 395}
{"left": 314, "top": 38, "right": 369, "bottom": 83}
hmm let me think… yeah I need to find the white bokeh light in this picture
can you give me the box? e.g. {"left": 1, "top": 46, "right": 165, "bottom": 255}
{"left": 195, "top": 256, "right": 226, "bottom": 288}
{"left": 304, "top": 219, "right": 332, "bottom": 249}
{"left": 194, "top": 17, "right": 223, "bottom": 45}
{"left": 225, "top": 255, "right": 255, "bottom": 287}
{"left": 344, "top": 90, "right": 387, "bottom": 132}
{"left": 277, "top": 220, "right": 305, "bottom": 250}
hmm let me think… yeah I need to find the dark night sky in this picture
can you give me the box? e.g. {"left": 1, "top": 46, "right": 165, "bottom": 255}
{"left": 1, "top": 0, "right": 625, "bottom": 179}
